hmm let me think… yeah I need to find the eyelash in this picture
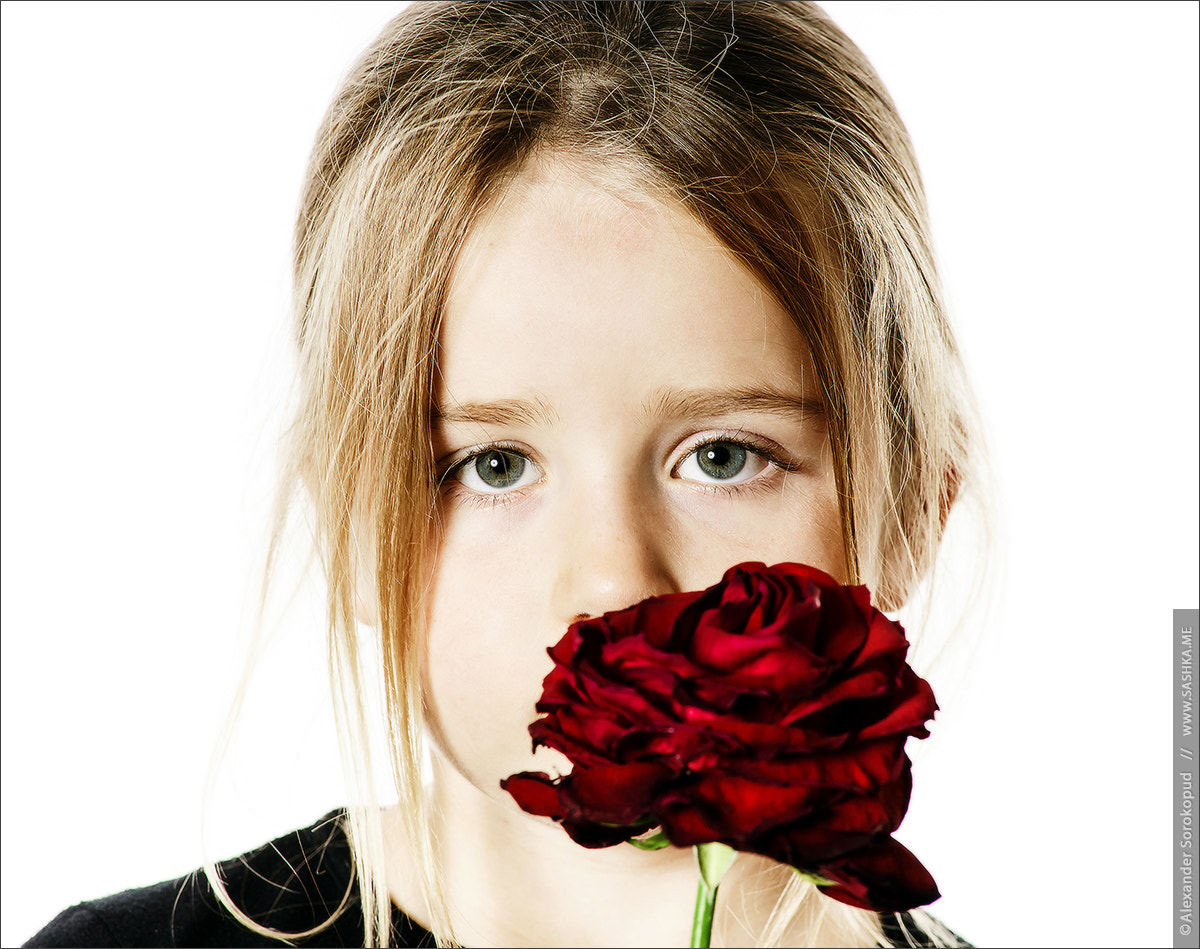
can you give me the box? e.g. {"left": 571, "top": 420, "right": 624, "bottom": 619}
{"left": 436, "top": 432, "right": 800, "bottom": 507}
{"left": 437, "top": 440, "right": 536, "bottom": 504}
{"left": 675, "top": 431, "right": 801, "bottom": 497}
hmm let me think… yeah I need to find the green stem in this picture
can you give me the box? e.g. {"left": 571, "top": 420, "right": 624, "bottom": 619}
{"left": 690, "top": 879, "right": 716, "bottom": 948}
{"left": 690, "top": 843, "right": 736, "bottom": 948}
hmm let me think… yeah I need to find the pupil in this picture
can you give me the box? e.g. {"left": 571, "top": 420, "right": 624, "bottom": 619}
{"left": 697, "top": 442, "right": 747, "bottom": 480}
{"left": 475, "top": 450, "right": 525, "bottom": 488}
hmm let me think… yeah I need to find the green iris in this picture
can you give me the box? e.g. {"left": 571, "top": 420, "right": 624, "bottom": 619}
{"left": 474, "top": 449, "right": 526, "bottom": 488}
{"left": 696, "top": 442, "right": 747, "bottom": 480}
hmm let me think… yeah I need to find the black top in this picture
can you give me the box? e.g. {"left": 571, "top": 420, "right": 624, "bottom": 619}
{"left": 25, "top": 811, "right": 432, "bottom": 948}
{"left": 25, "top": 811, "right": 965, "bottom": 947}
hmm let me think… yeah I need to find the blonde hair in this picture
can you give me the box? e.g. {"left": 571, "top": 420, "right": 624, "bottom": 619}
{"left": 210, "top": 2, "right": 979, "bottom": 945}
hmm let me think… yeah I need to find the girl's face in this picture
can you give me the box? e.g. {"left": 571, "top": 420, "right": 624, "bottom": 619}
{"left": 424, "top": 158, "right": 844, "bottom": 810}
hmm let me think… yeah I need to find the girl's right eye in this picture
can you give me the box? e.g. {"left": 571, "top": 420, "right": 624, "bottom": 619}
{"left": 449, "top": 448, "right": 541, "bottom": 494}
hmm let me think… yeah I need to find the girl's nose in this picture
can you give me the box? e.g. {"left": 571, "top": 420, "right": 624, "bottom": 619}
{"left": 549, "top": 477, "right": 680, "bottom": 625}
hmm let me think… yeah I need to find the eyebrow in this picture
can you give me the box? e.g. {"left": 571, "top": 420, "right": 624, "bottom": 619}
{"left": 642, "top": 385, "right": 826, "bottom": 422}
{"left": 431, "top": 397, "right": 559, "bottom": 427}
{"left": 431, "top": 386, "right": 823, "bottom": 428}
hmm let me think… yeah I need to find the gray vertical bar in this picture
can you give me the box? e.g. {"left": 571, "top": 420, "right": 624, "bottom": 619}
{"left": 1176, "top": 609, "right": 1200, "bottom": 948}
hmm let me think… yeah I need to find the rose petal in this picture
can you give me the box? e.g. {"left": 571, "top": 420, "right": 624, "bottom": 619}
{"left": 815, "top": 838, "right": 941, "bottom": 912}
{"left": 852, "top": 608, "right": 913, "bottom": 667}
{"left": 657, "top": 776, "right": 824, "bottom": 842}
{"left": 684, "top": 713, "right": 848, "bottom": 754}
{"left": 613, "top": 724, "right": 740, "bottom": 771}
{"left": 500, "top": 772, "right": 566, "bottom": 819}
{"left": 856, "top": 670, "right": 938, "bottom": 740}
{"left": 779, "top": 667, "right": 894, "bottom": 726}
{"left": 558, "top": 762, "right": 671, "bottom": 825}
{"left": 760, "top": 765, "right": 913, "bottom": 865}
{"left": 559, "top": 820, "right": 641, "bottom": 848}
{"left": 612, "top": 590, "right": 700, "bottom": 650}
{"left": 730, "top": 739, "right": 907, "bottom": 793}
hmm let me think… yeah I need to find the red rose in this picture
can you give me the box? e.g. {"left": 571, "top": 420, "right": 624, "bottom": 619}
{"left": 501, "top": 561, "right": 940, "bottom": 912}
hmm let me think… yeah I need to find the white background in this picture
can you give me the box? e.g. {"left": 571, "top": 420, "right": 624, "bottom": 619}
{"left": 2, "top": 3, "right": 1197, "bottom": 946}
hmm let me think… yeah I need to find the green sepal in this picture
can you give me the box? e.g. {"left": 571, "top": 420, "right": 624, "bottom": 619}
{"left": 695, "top": 841, "right": 737, "bottom": 891}
{"left": 791, "top": 866, "right": 838, "bottom": 887}
{"left": 627, "top": 828, "right": 671, "bottom": 851}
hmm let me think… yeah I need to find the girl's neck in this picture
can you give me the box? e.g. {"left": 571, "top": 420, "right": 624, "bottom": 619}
{"left": 426, "top": 756, "right": 698, "bottom": 947}
{"left": 382, "top": 753, "right": 806, "bottom": 947}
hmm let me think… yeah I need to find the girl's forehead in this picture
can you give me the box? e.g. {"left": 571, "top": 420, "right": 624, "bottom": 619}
{"left": 437, "top": 157, "right": 817, "bottom": 416}
{"left": 465, "top": 158, "right": 689, "bottom": 271}
{"left": 448, "top": 155, "right": 776, "bottom": 328}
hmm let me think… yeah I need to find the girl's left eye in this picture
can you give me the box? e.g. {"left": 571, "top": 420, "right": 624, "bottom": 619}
{"left": 674, "top": 440, "right": 770, "bottom": 485}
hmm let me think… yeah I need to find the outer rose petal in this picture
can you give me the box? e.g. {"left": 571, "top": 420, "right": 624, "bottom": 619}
{"left": 500, "top": 772, "right": 566, "bottom": 820}
{"left": 530, "top": 712, "right": 622, "bottom": 767}
{"left": 601, "top": 590, "right": 699, "bottom": 649}
{"left": 539, "top": 705, "right": 628, "bottom": 752}
{"left": 849, "top": 621, "right": 912, "bottom": 671}
{"left": 649, "top": 795, "right": 722, "bottom": 844}
{"left": 856, "top": 669, "right": 938, "bottom": 740}
{"left": 815, "top": 838, "right": 941, "bottom": 912}
{"left": 762, "top": 763, "right": 913, "bottom": 865}
{"left": 559, "top": 818, "right": 642, "bottom": 849}
{"left": 657, "top": 776, "right": 824, "bottom": 843}
{"left": 686, "top": 714, "right": 848, "bottom": 754}
{"left": 558, "top": 762, "right": 670, "bottom": 825}
{"left": 778, "top": 667, "right": 897, "bottom": 726}
{"left": 727, "top": 738, "right": 907, "bottom": 793}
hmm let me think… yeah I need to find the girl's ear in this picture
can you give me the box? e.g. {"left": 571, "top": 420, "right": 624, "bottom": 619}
{"left": 939, "top": 461, "right": 961, "bottom": 533}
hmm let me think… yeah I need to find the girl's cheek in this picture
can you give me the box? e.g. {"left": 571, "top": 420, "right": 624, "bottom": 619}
{"left": 437, "top": 473, "right": 841, "bottom": 569}
{"left": 672, "top": 490, "right": 844, "bottom": 579}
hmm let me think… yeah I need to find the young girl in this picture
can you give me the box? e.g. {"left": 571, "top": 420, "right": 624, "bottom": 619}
{"left": 27, "top": 2, "right": 977, "bottom": 946}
